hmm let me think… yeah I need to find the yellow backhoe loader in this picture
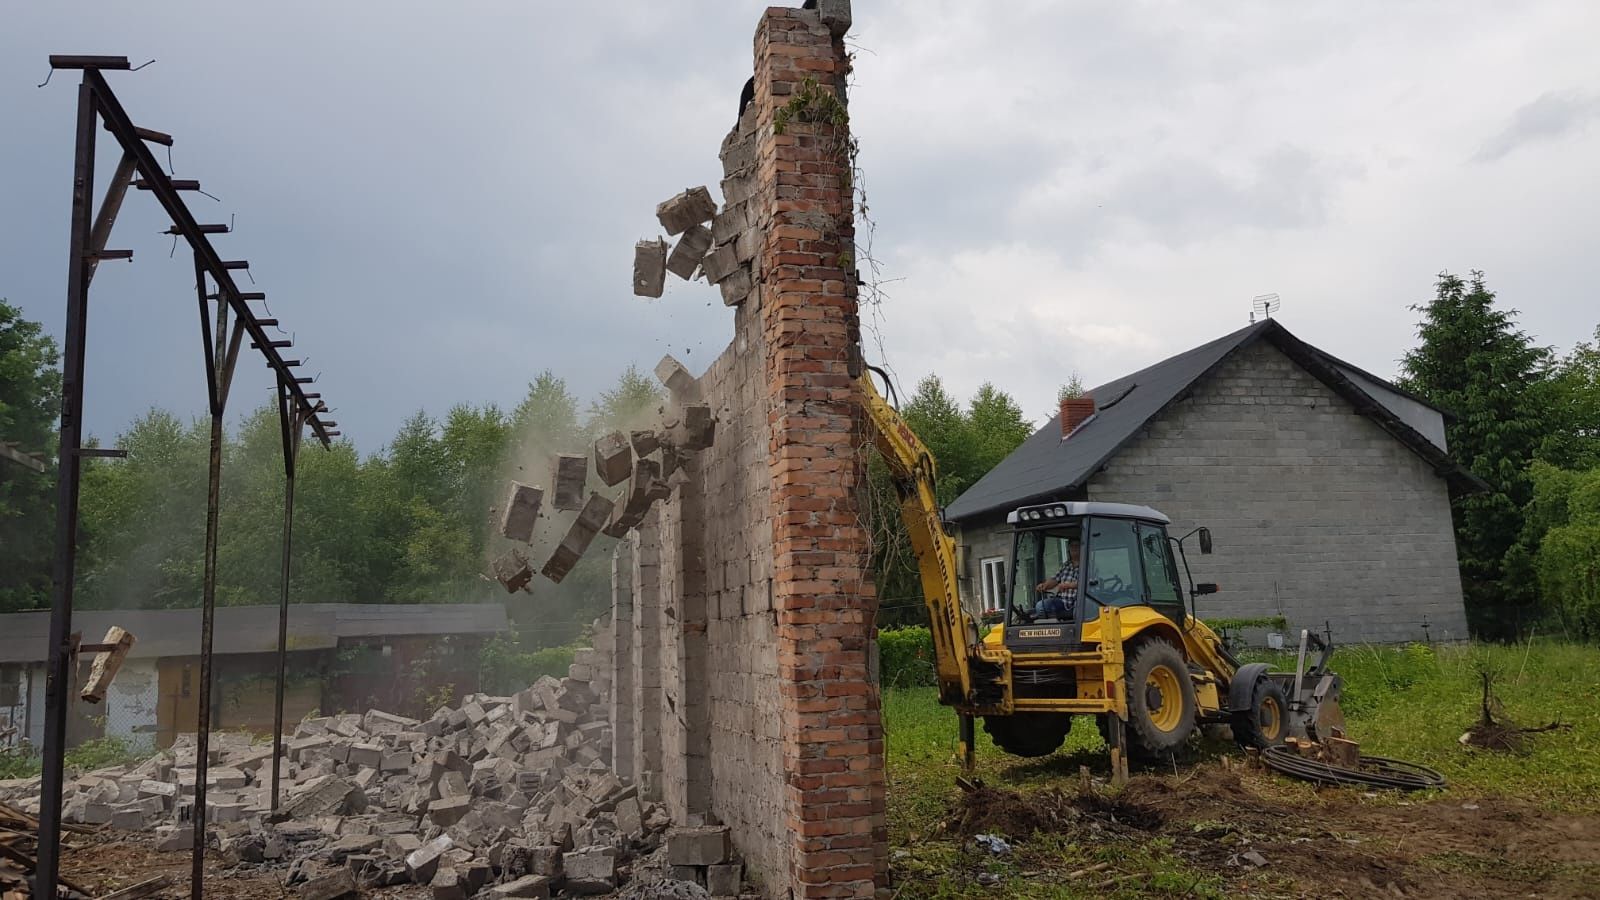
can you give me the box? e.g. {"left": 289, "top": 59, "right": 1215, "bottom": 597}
{"left": 862, "top": 369, "right": 1343, "bottom": 782}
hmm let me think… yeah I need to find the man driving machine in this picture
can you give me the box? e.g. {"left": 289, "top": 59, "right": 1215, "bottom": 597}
{"left": 1032, "top": 540, "right": 1081, "bottom": 620}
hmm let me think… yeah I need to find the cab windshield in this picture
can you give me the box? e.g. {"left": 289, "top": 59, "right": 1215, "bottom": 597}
{"left": 1006, "top": 523, "right": 1082, "bottom": 625}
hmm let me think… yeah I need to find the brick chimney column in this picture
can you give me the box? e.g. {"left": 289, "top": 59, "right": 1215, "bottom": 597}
{"left": 751, "top": 6, "right": 887, "bottom": 897}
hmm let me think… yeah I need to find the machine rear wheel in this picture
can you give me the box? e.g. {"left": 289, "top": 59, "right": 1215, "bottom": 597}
{"left": 1124, "top": 639, "right": 1198, "bottom": 759}
{"left": 1232, "top": 678, "right": 1290, "bottom": 749}
{"left": 983, "top": 713, "right": 1072, "bottom": 758}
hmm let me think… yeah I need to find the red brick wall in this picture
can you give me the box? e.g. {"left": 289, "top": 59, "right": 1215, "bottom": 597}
{"left": 753, "top": 8, "right": 888, "bottom": 897}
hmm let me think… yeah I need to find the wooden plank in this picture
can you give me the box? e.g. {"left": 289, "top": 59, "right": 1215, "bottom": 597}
{"left": 96, "top": 874, "right": 173, "bottom": 899}
{"left": 80, "top": 626, "right": 135, "bottom": 704}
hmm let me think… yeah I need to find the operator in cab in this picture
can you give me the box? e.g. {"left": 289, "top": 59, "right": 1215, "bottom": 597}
{"left": 1032, "top": 541, "right": 1081, "bottom": 621}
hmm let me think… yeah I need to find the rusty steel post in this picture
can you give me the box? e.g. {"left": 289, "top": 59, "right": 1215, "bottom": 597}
{"left": 270, "top": 375, "right": 306, "bottom": 811}
{"left": 37, "top": 75, "right": 98, "bottom": 900}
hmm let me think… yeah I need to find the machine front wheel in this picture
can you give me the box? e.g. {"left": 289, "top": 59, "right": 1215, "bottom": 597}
{"left": 1124, "top": 639, "right": 1198, "bottom": 759}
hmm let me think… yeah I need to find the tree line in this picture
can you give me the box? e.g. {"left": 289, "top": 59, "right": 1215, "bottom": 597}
{"left": 4, "top": 273, "right": 1600, "bottom": 643}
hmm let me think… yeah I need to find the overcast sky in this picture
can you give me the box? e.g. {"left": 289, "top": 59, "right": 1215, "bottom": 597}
{"left": 5, "top": 1, "right": 1597, "bottom": 452}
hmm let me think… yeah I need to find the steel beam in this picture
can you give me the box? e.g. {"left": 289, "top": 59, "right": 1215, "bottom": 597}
{"left": 37, "top": 77, "right": 97, "bottom": 899}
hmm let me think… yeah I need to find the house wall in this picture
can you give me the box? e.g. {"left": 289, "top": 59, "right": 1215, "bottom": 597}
{"left": 1084, "top": 339, "right": 1468, "bottom": 644}
{"left": 104, "top": 658, "right": 159, "bottom": 755}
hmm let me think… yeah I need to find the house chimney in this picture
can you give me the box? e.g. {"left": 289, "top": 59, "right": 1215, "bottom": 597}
{"left": 1060, "top": 395, "right": 1096, "bottom": 438}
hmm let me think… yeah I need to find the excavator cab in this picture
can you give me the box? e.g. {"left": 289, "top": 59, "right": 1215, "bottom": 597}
{"left": 1002, "top": 502, "right": 1188, "bottom": 655}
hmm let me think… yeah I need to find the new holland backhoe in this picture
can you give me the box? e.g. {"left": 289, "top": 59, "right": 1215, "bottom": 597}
{"left": 862, "top": 370, "right": 1343, "bottom": 781}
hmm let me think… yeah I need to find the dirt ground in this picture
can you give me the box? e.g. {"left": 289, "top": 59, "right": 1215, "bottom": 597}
{"left": 944, "top": 761, "right": 1600, "bottom": 898}
{"left": 50, "top": 832, "right": 430, "bottom": 899}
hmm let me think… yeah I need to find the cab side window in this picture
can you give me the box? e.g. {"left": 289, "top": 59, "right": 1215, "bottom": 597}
{"left": 1139, "top": 525, "right": 1182, "bottom": 603}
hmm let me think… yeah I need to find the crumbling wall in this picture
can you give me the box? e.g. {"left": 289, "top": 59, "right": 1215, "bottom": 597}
{"left": 615, "top": 5, "right": 885, "bottom": 898}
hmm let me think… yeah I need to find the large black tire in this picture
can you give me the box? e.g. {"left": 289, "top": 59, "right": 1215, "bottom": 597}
{"left": 1231, "top": 677, "right": 1290, "bottom": 749}
{"left": 1124, "top": 639, "right": 1198, "bottom": 760}
{"left": 983, "top": 713, "right": 1072, "bottom": 758}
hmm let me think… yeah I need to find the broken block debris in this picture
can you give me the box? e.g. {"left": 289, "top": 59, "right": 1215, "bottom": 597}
{"left": 654, "top": 355, "right": 695, "bottom": 397}
{"left": 492, "top": 549, "right": 534, "bottom": 594}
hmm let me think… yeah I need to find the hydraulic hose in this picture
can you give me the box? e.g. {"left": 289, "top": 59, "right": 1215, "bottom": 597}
{"left": 1261, "top": 745, "right": 1446, "bottom": 791}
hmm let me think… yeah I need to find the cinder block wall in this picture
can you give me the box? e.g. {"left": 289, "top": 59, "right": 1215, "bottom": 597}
{"left": 617, "top": 6, "right": 886, "bottom": 898}
{"left": 1088, "top": 340, "right": 1469, "bottom": 643}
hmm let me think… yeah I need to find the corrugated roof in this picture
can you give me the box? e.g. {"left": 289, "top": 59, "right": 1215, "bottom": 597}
{"left": 946, "top": 320, "right": 1480, "bottom": 522}
{"left": 0, "top": 602, "right": 510, "bottom": 664}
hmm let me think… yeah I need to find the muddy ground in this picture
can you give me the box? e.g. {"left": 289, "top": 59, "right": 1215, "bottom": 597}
{"left": 936, "top": 760, "right": 1600, "bottom": 898}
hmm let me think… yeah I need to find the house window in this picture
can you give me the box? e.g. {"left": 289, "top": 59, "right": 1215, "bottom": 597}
{"left": 979, "top": 557, "right": 1008, "bottom": 612}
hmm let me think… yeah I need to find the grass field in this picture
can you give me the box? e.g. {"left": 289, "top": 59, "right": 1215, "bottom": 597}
{"left": 883, "top": 641, "right": 1600, "bottom": 898}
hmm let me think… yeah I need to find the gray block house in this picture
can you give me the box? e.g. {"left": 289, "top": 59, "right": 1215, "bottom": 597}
{"left": 945, "top": 319, "right": 1479, "bottom": 645}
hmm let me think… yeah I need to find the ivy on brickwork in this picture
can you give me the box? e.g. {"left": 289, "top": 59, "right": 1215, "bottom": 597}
{"left": 772, "top": 75, "right": 871, "bottom": 275}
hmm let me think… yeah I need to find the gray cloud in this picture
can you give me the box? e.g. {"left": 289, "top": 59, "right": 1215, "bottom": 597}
{"left": 1475, "top": 90, "right": 1600, "bottom": 162}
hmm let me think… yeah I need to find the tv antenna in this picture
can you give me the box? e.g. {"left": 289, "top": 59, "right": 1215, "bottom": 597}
{"left": 1249, "top": 293, "right": 1281, "bottom": 324}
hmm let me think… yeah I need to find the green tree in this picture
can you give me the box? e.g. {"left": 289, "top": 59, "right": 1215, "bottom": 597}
{"left": 870, "top": 376, "right": 1035, "bottom": 626}
{"left": 1539, "top": 326, "right": 1600, "bottom": 471}
{"left": 1530, "top": 462, "right": 1600, "bottom": 639}
{"left": 1398, "top": 271, "right": 1552, "bottom": 637}
{"left": 586, "top": 366, "right": 663, "bottom": 438}
{"left": 0, "top": 299, "right": 62, "bottom": 610}
{"left": 512, "top": 372, "right": 581, "bottom": 454}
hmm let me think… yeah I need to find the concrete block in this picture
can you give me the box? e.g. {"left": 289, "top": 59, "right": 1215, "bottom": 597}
{"left": 719, "top": 266, "right": 753, "bottom": 307}
{"left": 669, "top": 866, "right": 701, "bottom": 884}
{"left": 552, "top": 454, "right": 588, "bottom": 511}
{"left": 154, "top": 824, "right": 193, "bottom": 852}
{"left": 667, "top": 826, "right": 730, "bottom": 866}
{"left": 430, "top": 867, "right": 467, "bottom": 900}
{"left": 707, "top": 862, "right": 742, "bottom": 897}
{"left": 492, "top": 548, "right": 534, "bottom": 593}
{"left": 701, "top": 243, "right": 739, "bottom": 285}
{"left": 593, "top": 431, "right": 633, "bottom": 487}
{"left": 633, "top": 238, "right": 667, "bottom": 298}
{"left": 383, "top": 833, "right": 422, "bottom": 859}
{"left": 667, "top": 224, "right": 713, "bottom": 280}
{"left": 429, "top": 795, "right": 473, "bottom": 828}
{"left": 655, "top": 186, "right": 717, "bottom": 235}
{"left": 490, "top": 875, "right": 553, "bottom": 899}
{"left": 541, "top": 493, "right": 615, "bottom": 584}
{"left": 499, "top": 481, "right": 544, "bottom": 542}
{"left": 630, "top": 429, "right": 660, "bottom": 457}
{"left": 405, "top": 834, "right": 454, "bottom": 883}
{"left": 667, "top": 404, "right": 717, "bottom": 452}
{"left": 654, "top": 354, "right": 696, "bottom": 396}
{"left": 815, "top": 0, "right": 851, "bottom": 35}
{"left": 562, "top": 846, "right": 618, "bottom": 894}
{"left": 528, "top": 844, "right": 563, "bottom": 876}
{"left": 281, "top": 775, "right": 361, "bottom": 819}
{"left": 298, "top": 868, "right": 357, "bottom": 900}
{"left": 711, "top": 201, "right": 750, "bottom": 245}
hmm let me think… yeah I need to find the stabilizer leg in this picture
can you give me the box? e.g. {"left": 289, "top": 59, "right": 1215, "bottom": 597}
{"left": 1105, "top": 714, "right": 1129, "bottom": 788}
{"left": 957, "top": 714, "right": 976, "bottom": 772}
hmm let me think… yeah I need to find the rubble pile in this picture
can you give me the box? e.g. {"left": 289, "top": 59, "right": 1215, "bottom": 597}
{"left": 1, "top": 648, "right": 748, "bottom": 898}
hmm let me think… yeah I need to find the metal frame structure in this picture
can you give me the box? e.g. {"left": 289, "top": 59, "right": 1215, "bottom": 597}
{"left": 40, "top": 56, "right": 339, "bottom": 899}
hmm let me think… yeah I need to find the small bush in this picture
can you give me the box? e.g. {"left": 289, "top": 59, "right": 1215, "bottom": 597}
{"left": 878, "top": 626, "right": 936, "bottom": 688}
{"left": 478, "top": 633, "right": 581, "bottom": 695}
{"left": 0, "top": 748, "right": 39, "bottom": 779}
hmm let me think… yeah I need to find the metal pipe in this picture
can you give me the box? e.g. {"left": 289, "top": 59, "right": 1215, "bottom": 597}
{"left": 86, "top": 153, "right": 135, "bottom": 286}
{"left": 38, "top": 78, "right": 97, "bottom": 900}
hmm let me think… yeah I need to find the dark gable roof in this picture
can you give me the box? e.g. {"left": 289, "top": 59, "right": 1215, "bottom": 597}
{"left": 945, "top": 320, "right": 1484, "bottom": 522}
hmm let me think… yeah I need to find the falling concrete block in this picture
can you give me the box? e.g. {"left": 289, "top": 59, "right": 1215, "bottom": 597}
{"left": 552, "top": 454, "right": 588, "bottom": 511}
{"left": 540, "top": 493, "right": 616, "bottom": 584}
{"left": 492, "top": 549, "right": 534, "bottom": 594}
{"left": 666, "top": 224, "right": 712, "bottom": 280}
{"left": 654, "top": 355, "right": 695, "bottom": 397}
{"left": 667, "top": 826, "right": 731, "bottom": 866}
{"left": 632, "top": 238, "right": 667, "bottom": 298}
{"left": 592, "top": 432, "right": 632, "bottom": 487}
{"left": 667, "top": 405, "right": 717, "bottom": 453}
{"left": 718, "top": 266, "right": 753, "bottom": 307}
{"left": 630, "top": 429, "right": 660, "bottom": 457}
{"left": 499, "top": 482, "right": 544, "bottom": 542}
{"left": 655, "top": 186, "right": 717, "bottom": 235}
{"left": 700, "top": 243, "right": 739, "bottom": 285}
{"left": 603, "top": 459, "right": 663, "bottom": 538}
